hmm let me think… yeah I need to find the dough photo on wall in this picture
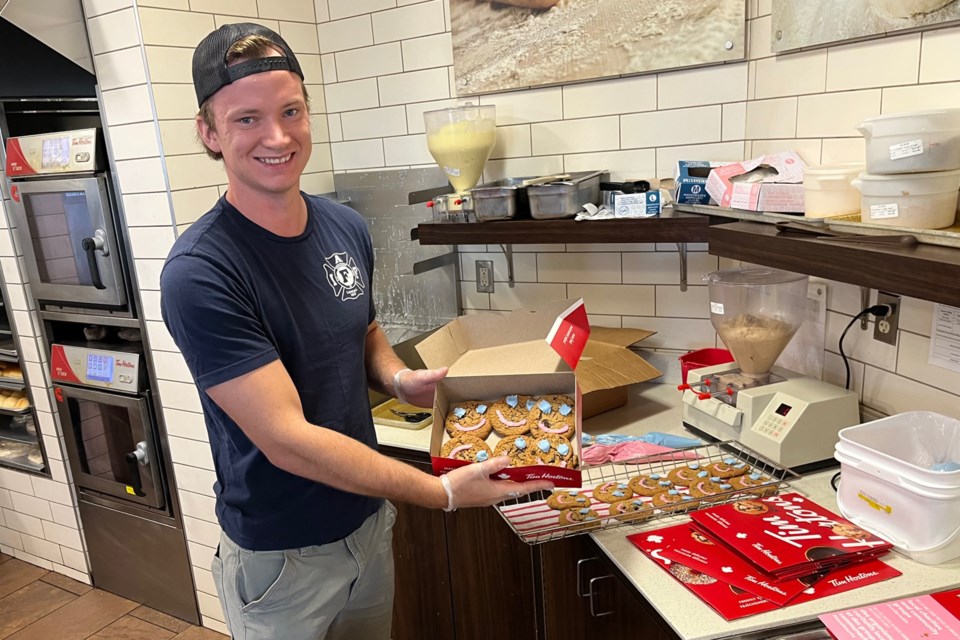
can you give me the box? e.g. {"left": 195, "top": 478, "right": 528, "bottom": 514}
{"left": 868, "top": 0, "right": 955, "bottom": 18}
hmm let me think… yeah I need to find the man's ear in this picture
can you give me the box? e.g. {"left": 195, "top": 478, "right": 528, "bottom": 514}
{"left": 196, "top": 112, "right": 222, "bottom": 155}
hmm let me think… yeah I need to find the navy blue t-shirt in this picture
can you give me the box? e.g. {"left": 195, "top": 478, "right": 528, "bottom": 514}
{"left": 160, "top": 193, "right": 381, "bottom": 551}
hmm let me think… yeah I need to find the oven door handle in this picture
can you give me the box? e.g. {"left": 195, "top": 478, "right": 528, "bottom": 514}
{"left": 124, "top": 441, "right": 148, "bottom": 497}
{"left": 80, "top": 230, "right": 108, "bottom": 290}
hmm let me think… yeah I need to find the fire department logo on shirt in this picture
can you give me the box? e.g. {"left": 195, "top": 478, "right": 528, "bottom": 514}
{"left": 323, "top": 252, "right": 365, "bottom": 301}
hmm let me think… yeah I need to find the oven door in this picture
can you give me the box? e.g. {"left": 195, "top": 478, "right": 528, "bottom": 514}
{"left": 55, "top": 385, "right": 165, "bottom": 509}
{"left": 7, "top": 176, "right": 127, "bottom": 308}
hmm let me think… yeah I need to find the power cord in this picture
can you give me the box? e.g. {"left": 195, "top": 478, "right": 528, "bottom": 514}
{"left": 839, "top": 304, "right": 892, "bottom": 391}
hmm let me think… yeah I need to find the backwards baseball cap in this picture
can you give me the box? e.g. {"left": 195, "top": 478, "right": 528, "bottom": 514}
{"left": 192, "top": 22, "right": 304, "bottom": 107}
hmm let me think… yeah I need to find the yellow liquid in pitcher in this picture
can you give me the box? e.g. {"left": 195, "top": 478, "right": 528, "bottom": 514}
{"left": 426, "top": 120, "right": 496, "bottom": 193}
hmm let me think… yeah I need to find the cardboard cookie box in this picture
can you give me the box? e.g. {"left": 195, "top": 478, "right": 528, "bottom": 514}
{"left": 416, "top": 299, "right": 661, "bottom": 488}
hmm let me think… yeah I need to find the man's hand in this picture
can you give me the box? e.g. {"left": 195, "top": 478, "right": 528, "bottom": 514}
{"left": 394, "top": 366, "right": 448, "bottom": 409}
{"left": 439, "top": 456, "right": 554, "bottom": 511}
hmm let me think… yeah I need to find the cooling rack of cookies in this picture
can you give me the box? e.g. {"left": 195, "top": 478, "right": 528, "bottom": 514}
{"left": 441, "top": 394, "right": 577, "bottom": 469}
{"left": 494, "top": 440, "right": 797, "bottom": 544}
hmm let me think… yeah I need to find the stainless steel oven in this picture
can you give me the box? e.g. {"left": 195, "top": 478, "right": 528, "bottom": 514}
{"left": 5, "top": 129, "right": 128, "bottom": 308}
{"left": 51, "top": 343, "right": 164, "bottom": 509}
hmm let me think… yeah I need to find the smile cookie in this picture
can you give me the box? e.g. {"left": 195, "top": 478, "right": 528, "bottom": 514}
{"left": 440, "top": 434, "right": 492, "bottom": 463}
{"left": 545, "top": 489, "right": 592, "bottom": 511}
{"left": 707, "top": 457, "right": 750, "bottom": 479}
{"left": 609, "top": 498, "right": 654, "bottom": 524}
{"left": 652, "top": 489, "right": 699, "bottom": 513}
{"left": 628, "top": 473, "right": 673, "bottom": 497}
{"left": 667, "top": 462, "right": 706, "bottom": 487}
{"left": 558, "top": 507, "right": 601, "bottom": 532}
{"left": 687, "top": 479, "right": 734, "bottom": 503}
{"left": 529, "top": 397, "right": 575, "bottom": 438}
{"left": 728, "top": 472, "right": 776, "bottom": 496}
{"left": 489, "top": 395, "right": 532, "bottom": 437}
{"left": 494, "top": 435, "right": 533, "bottom": 467}
{"left": 445, "top": 401, "right": 493, "bottom": 439}
{"left": 524, "top": 434, "right": 576, "bottom": 468}
{"left": 592, "top": 480, "right": 633, "bottom": 504}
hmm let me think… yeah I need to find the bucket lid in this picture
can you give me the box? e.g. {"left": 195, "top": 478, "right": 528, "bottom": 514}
{"left": 704, "top": 267, "right": 806, "bottom": 286}
{"left": 854, "top": 169, "right": 960, "bottom": 196}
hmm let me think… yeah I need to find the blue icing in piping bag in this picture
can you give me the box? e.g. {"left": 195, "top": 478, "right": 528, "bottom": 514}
{"left": 932, "top": 461, "right": 960, "bottom": 472}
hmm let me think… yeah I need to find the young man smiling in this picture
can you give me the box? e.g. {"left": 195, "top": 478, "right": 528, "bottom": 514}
{"left": 160, "top": 23, "right": 551, "bottom": 639}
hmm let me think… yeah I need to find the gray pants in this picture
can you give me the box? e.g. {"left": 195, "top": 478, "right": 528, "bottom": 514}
{"left": 212, "top": 501, "right": 397, "bottom": 640}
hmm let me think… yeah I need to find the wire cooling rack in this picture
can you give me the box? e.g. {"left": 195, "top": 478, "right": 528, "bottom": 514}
{"left": 494, "top": 440, "right": 799, "bottom": 545}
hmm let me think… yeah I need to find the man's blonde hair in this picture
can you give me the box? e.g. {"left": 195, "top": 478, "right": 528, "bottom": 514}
{"left": 196, "top": 34, "right": 310, "bottom": 161}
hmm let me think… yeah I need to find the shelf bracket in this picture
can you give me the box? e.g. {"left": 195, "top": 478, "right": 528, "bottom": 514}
{"left": 676, "top": 242, "right": 688, "bottom": 292}
{"left": 498, "top": 243, "right": 516, "bottom": 288}
{"left": 859, "top": 286, "right": 870, "bottom": 330}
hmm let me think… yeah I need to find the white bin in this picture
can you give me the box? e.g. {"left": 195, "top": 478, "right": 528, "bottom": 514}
{"left": 834, "top": 411, "right": 960, "bottom": 565}
{"left": 803, "top": 163, "right": 863, "bottom": 218}
{"left": 853, "top": 170, "right": 960, "bottom": 229}
{"left": 858, "top": 108, "right": 960, "bottom": 174}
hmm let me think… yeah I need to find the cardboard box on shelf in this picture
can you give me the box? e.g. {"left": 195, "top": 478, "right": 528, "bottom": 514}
{"left": 416, "top": 300, "right": 661, "bottom": 487}
{"left": 672, "top": 160, "right": 725, "bottom": 205}
{"left": 705, "top": 151, "right": 807, "bottom": 213}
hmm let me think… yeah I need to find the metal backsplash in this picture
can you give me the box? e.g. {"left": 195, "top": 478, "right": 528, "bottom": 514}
{"left": 332, "top": 168, "right": 458, "bottom": 344}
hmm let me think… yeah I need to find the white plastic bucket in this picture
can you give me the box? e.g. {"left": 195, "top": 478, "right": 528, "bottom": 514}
{"left": 858, "top": 108, "right": 960, "bottom": 174}
{"left": 852, "top": 169, "right": 960, "bottom": 229}
{"left": 803, "top": 163, "right": 863, "bottom": 218}
{"left": 834, "top": 411, "right": 960, "bottom": 564}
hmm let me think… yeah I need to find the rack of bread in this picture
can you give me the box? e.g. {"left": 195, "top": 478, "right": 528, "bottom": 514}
{"left": 0, "top": 363, "right": 23, "bottom": 381}
{"left": 0, "top": 389, "right": 29, "bottom": 412}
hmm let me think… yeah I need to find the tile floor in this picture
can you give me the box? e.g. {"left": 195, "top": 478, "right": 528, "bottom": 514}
{"left": 0, "top": 552, "right": 227, "bottom": 639}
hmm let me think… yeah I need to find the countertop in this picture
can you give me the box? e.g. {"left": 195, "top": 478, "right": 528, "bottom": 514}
{"left": 374, "top": 383, "right": 960, "bottom": 640}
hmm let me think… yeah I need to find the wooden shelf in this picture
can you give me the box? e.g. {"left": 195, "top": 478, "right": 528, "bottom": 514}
{"left": 414, "top": 211, "right": 709, "bottom": 245}
{"left": 708, "top": 221, "right": 960, "bottom": 307}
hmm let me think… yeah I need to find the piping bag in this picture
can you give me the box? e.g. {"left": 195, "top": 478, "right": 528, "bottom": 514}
{"left": 581, "top": 432, "right": 702, "bottom": 465}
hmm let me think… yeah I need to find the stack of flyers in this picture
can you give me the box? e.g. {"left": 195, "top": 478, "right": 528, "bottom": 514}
{"left": 820, "top": 589, "right": 960, "bottom": 639}
{"left": 628, "top": 523, "right": 901, "bottom": 620}
{"left": 688, "top": 493, "right": 893, "bottom": 580}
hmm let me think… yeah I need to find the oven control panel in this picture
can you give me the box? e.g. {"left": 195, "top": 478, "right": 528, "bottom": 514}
{"left": 5, "top": 129, "right": 98, "bottom": 176}
{"left": 50, "top": 344, "right": 142, "bottom": 393}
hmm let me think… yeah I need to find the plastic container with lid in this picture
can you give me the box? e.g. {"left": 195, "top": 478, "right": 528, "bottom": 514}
{"left": 857, "top": 108, "right": 960, "bottom": 174}
{"left": 705, "top": 268, "right": 808, "bottom": 377}
{"left": 853, "top": 169, "right": 960, "bottom": 229}
{"left": 803, "top": 163, "right": 863, "bottom": 218}
{"left": 834, "top": 411, "right": 960, "bottom": 565}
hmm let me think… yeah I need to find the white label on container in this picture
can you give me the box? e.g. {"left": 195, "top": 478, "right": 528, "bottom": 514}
{"left": 710, "top": 302, "right": 725, "bottom": 315}
{"left": 889, "top": 139, "right": 924, "bottom": 160}
{"left": 443, "top": 166, "right": 461, "bottom": 177}
{"left": 870, "top": 203, "right": 899, "bottom": 219}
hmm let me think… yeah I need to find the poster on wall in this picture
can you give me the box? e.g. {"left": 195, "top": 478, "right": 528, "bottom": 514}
{"left": 772, "top": 0, "right": 960, "bottom": 52}
{"left": 450, "top": 0, "right": 745, "bottom": 96}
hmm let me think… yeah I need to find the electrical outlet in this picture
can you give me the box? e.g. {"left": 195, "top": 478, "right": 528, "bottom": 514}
{"left": 476, "top": 260, "right": 494, "bottom": 293}
{"left": 873, "top": 291, "right": 900, "bottom": 346}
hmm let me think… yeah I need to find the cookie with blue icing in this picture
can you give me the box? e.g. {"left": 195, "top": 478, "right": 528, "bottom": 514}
{"left": 651, "top": 488, "right": 700, "bottom": 513}
{"left": 545, "top": 489, "right": 592, "bottom": 511}
{"left": 592, "top": 480, "right": 634, "bottom": 504}
{"left": 667, "top": 462, "right": 706, "bottom": 487}
{"left": 707, "top": 457, "right": 750, "bottom": 479}
{"left": 529, "top": 397, "right": 575, "bottom": 439}
{"left": 493, "top": 434, "right": 534, "bottom": 467}
{"left": 440, "top": 434, "right": 492, "bottom": 463}
{"left": 558, "top": 507, "right": 601, "bottom": 532}
{"left": 444, "top": 400, "right": 493, "bottom": 440}
{"left": 489, "top": 394, "right": 533, "bottom": 437}
{"left": 728, "top": 471, "right": 776, "bottom": 497}
{"left": 523, "top": 434, "right": 577, "bottom": 468}
{"left": 609, "top": 498, "right": 655, "bottom": 523}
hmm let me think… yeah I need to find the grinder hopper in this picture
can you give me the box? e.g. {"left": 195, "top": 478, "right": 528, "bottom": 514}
{"left": 705, "top": 268, "right": 808, "bottom": 378}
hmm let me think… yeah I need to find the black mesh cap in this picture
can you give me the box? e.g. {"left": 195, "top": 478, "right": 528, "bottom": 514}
{"left": 192, "top": 22, "right": 304, "bottom": 107}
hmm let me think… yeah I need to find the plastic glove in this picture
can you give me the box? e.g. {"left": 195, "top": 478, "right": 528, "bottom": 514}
{"left": 439, "top": 456, "right": 554, "bottom": 511}
{"left": 393, "top": 367, "right": 448, "bottom": 409}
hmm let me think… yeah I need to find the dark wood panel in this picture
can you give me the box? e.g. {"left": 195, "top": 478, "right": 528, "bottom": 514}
{"left": 415, "top": 214, "right": 709, "bottom": 245}
{"left": 387, "top": 453, "right": 456, "bottom": 640}
{"left": 709, "top": 221, "right": 960, "bottom": 307}
{"left": 445, "top": 507, "right": 540, "bottom": 640}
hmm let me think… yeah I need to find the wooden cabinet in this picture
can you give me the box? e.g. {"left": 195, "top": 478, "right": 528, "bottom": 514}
{"left": 539, "top": 535, "right": 679, "bottom": 640}
{"left": 384, "top": 446, "right": 539, "bottom": 640}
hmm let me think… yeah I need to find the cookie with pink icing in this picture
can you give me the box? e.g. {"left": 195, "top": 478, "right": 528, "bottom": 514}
{"left": 444, "top": 400, "right": 493, "bottom": 439}
{"left": 529, "top": 396, "right": 575, "bottom": 438}
{"left": 728, "top": 471, "right": 777, "bottom": 496}
{"left": 628, "top": 473, "right": 673, "bottom": 497}
{"left": 667, "top": 462, "right": 706, "bottom": 487}
{"left": 707, "top": 457, "right": 750, "bottom": 479}
{"left": 593, "top": 480, "right": 633, "bottom": 504}
{"left": 489, "top": 395, "right": 532, "bottom": 437}
{"left": 440, "top": 434, "right": 492, "bottom": 463}
{"left": 545, "top": 489, "right": 591, "bottom": 511}
{"left": 687, "top": 478, "right": 734, "bottom": 503}
{"left": 558, "top": 507, "right": 601, "bottom": 532}
{"left": 524, "top": 434, "right": 577, "bottom": 468}
{"left": 609, "top": 498, "right": 655, "bottom": 523}
{"left": 493, "top": 434, "right": 533, "bottom": 467}
{"left": 651, "top": 488, "right": 699, "bottom": 513}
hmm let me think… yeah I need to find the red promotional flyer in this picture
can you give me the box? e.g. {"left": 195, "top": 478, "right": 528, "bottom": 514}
{"left": 689, "top": 493, "right": 892, "bottom": 578}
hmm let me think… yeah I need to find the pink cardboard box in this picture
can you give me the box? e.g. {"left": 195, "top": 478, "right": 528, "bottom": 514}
{"left": 706, "top": 151, "right": 807, "bottom": 213}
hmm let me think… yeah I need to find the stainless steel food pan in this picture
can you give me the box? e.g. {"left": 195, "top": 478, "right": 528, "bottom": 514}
{"left": 527, "top": 171, "right": 607, "bottom": 219}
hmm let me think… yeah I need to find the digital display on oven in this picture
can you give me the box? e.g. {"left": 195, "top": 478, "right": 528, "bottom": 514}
{"left": 87, "top": 354, "right": 115, "bottom": 383}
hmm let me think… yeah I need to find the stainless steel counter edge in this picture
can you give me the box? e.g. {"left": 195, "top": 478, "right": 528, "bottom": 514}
{"left": 374, "top": 382, "right": 960, "bottom": 640}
